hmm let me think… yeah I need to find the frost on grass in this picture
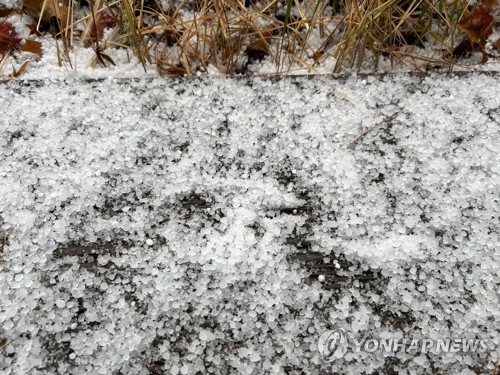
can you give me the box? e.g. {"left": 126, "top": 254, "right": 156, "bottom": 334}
{"left": 0, "top": 74, "right": 499, "bottom": 374}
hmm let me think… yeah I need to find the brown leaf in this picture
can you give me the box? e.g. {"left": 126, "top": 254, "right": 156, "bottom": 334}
{"left": 454, "top": 1, "right": 497, "bottom": 58}
{"left": 246, "top": 25, "right": 274, "bottom": 60}
{"left": 23, "top": 0, "right": 51, "bottom": 24}
{"left": 157, "top": 62, "right": 186, "bottom": 77}
{"left": 458, "top": 5, "right": 494, "bottom": 47}
{"left": 23, "top": 0, "right": 70, "bottom": 30}
{"left": 27, "top": 24, "right": 43, "bottom": 36}
{"left": 247, "top": 38, "right": 267, "bottom": 53}
{"left": 0, "top": 21, "right": 43, "bottom": 57}
{"left": 19, "top": 39, "right": 43, "bottom": 56}
{"left": 313, "top": 50, "right": 325, "bottom": 61}
{"left": 0, "top": 7, "right": 23, "bottom": 17}
{"left": 494, "top": 38, "right": 500, "bottom": 51}
{"left": 480, "top": 0, "right": 498, "bottom": 11}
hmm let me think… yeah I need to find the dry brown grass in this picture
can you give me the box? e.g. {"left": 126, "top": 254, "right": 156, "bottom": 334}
{"left": 331, "top": 0, "right": 475, "bottom": 72}
{"left": 23, "top": 0, "right": 496, "bottom": 75}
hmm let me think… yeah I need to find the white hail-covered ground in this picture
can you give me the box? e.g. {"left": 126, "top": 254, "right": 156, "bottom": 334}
{"left": 0, "top": 73, "right": 499, "bottom": 374}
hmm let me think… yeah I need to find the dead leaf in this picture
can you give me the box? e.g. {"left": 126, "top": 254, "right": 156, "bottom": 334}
{"left": 493, "top": 38, "right": 500, "bottom": 51}
{"left": 100, "top": 52, "right": 115, "bottom": 66}
{"left": 10, "top": 61, "right": 29, "bottom": 77}
{"left": 157, "top": 61, "right": 186, "bottom": 77}
{"left": 80, "top": 1, "right": 118, "bottom": 47}
{"left": 480, "top": 0, "right": 498, "bottom": 11}
{"left": 23, "top": 0, "right": 51, "bottom": 25}
{"left": 313, "top": 50, "right": 325, "bottom": 61}
{"left": 23, "top": 0, "right": 70, "bottom": 31}
{"left": 458, "top": 5, "right": 494, "bottom": 47}
{"left": 0, "top": 21, "right": 43, "bottom": 57}
{"left": 94, "top": 48, "right": 116, "bottom": 67}
{"left": 19, "top": 39, "right": 43, "bottom": 56}
{"left": 0, "top": 7, "right": 23, "bottom": 17}
{"left": 0, "top": 21, "right": 22, "bottom": 55}
{"left": 452, "top": 39, "right": 475, "bottom": 58}
{"left": 246, "top": 38, "right": 268, "bottom": 59}
{"left": 454, "top": 2, "right": 497, "bottom": 59}
{"left": 27, "top": 24, "right": 43, "bottom": 36}
{"left": 88, "top": 9, "right": 116, "bottom": 44}
{"left": 246, "top": 25, "right": 274, "bottom": 60}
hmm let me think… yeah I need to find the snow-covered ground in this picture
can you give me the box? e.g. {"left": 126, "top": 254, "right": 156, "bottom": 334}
{"left": 0, "top": 73, "right": 499, "bottom": 374}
